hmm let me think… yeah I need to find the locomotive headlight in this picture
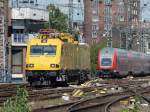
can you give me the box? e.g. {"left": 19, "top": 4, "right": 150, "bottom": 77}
{"left": 26, "top": 64, "right": 34, "bottom": 68}
{"left": 50, "top": 64, "right": 56, "bottom": 68}
{"left": 50, "top": 64, "right": 59, "bottom": 68}
{"left": 113, "top": 70, "right": 117, "bottom": 72}
{"left": 30, "top": 64, "right": 34, "bottom": 67}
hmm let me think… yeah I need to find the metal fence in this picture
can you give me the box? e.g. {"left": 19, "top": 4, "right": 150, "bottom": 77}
{"left": 12, "top": 33, "right": 38, "bottom": 45}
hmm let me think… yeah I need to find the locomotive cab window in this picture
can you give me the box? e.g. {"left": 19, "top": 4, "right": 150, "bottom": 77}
{"left": 43, "top": 45, "right": 56, "bottom": 55}
{"left": 30, "top": 46, "right": 42, "bottom": 55}
{"left": 30, "top": 45, "right": 56, "bottom": 55}
{"left": 101, "top": 58, "right": 112, "bottom": 66}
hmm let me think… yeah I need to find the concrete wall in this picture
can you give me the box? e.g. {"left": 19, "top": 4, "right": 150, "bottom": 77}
{"left": 12, "top": 8, "right": 49, "bottom": 21}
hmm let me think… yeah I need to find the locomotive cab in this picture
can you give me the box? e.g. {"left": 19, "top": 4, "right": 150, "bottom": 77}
{"left": 26, "top": 37, "right": 63, "bottom": 85}
{"left": 97, "top": 48, "right": 118, "bottom": 77}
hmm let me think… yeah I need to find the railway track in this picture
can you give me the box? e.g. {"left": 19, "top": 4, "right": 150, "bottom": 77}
{"left": 0, "top": 76, "right": 150, "bottom": 112}
{"left": 0, "top": 86, "right": 81, "bottom": 105}
{"left": 32, "top": 84, "right": 150, "bottom": 112}
{"left": 0, "top": 83, "right": 115, "bottom": 106}
{"left": 32, "top": 101, "right": 78, "bottom": 112}
{"left": 32, "top": 90, "right": 132, "bottom": 112}
{"left": 68, "top": 87, "right": 150, "bottom": 112}
{"left": 105, "top": 87, "right": 150, "bottom": 112}
{"left": 68, "top": 93, "right": 131, "bottom": 112}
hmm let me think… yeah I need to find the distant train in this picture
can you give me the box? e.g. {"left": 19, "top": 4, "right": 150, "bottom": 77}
{"left": 26, "top": 29, "right": 91, "bottom": 86}
{"left": 97, "top": 48, "right": 150, "bottom": 78}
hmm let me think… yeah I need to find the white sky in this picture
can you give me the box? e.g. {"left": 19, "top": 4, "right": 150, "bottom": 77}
{"left": 141, "top": 0, "right": 150, "bottom": 21}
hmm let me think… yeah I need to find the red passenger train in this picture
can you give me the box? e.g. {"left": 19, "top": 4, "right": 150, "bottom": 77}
{"left": 97, "top": 48, "right": 150, "bottom": 78}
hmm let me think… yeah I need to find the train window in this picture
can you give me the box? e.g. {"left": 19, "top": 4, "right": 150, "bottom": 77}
{"left": 30, "top": 45, "right": 56, "bottom": 55}
{"left": 30, "top": 46, "right": 43, "bottom": 55}
{"left": 43, "top": 46, "right": 56, "bottom": 55}
{"left": 101, "top": 58, "right": 112, "bottom": 66}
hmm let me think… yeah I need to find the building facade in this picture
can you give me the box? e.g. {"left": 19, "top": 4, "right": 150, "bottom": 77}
{"left": 84, "top": 0, "right": 140, "bottom": 47}
{"left": 11, "top": 0, "right": 49, "bottom": 82}
{"left": 0, "top": 0, "right": 10, "bottom": 82}
{"left": 124, "top": 0, "right": 141, "bottom": 51}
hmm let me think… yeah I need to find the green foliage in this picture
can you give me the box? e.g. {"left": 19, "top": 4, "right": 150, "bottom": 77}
{"left": 132, "top": 96, "right": 140, "bottom": 112}
{"left": 90, "top": 40, "right": 107, "bottom": 75}
{"left": 45, "top": 4, "right": 69, "bottom": 32}
{"left": 121, "top": 96, "right": 140, "bottom": 112}
{"left": 0, "top": 87, "right": 30, "bottom": 112}
{"left": 121, "top": 109, "right": 129, "bottom": 112}
{"left": 121, "top": 107, "right": 140, "bottom": 112}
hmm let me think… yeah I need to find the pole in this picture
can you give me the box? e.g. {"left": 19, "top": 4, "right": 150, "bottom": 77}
{"left": 127, "top": 0, "right": 132, "bottom": 50}
{"left": 104, "top": 0, "right": 112, "bottom": 47}
{"left": 69, "top": 0, "right": 73, "bottom": 33}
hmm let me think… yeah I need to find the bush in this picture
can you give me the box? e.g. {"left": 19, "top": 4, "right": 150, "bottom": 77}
{"left": 0, "top": 87, "right": 31, "bottom": 112}
{"left": 90, "top": 40, "right": 107, "bottom": 75}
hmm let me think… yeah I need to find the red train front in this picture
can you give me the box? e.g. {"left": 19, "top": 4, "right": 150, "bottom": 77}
{"left": 97, "top": 48, "right": 118, "bottom": 77}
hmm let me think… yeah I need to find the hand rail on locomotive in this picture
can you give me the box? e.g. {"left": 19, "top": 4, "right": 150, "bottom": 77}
{"left": 38, "top": 29, "right": 60, "bottom": 39}
{"left": 38, "top": 29, "right": 78, "bottom": 44}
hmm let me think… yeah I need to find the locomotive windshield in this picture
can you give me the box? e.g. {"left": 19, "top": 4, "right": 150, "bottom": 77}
{"left": 30, "top": 46, "right": 42, "bottom": 55}
{"left": 43, "top": 46, "right": 56, "bottom": 55}
{"left": 30, "top": 45, "right": 56, "bottom": 55}
{"left": 101, "top": 58, "right": 112, "bottom": 66}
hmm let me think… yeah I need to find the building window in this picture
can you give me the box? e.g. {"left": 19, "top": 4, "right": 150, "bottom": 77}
{"left": 92, "top": 31, "right": 98, "bottom": 38}
{"left": 92, "top": 16, "right": 99, "bottom": 22}
{"left": 33, "top": 13, "right": 36, "bottom": 16}
{"left": 134, "top": 2, "right": 137, "bottom": 7}
{"left": 92, "top": 24, "right": 99, "bottom": 30}
{"left": 22, "top": 0, "right": 29, "bottom": 3}
{"left": 78, "top": 0, "right": 80, "bottom": 2}
{"left": 92, "top": 25, "right": 96, "bottom": 30}
{"left": 92, "top": 0, "right": 99, "bottom": 15}
{"left": 148, "top": 43, "right": 150, "bottom": 49}
{"left": 0, "top": 2, "right": 4, "bottom": 7}
{"left": 30, "top": 0, "right": 34, "bottom": 3}
{"left": 118, "top": 15, "right": 124, "bottom": 22}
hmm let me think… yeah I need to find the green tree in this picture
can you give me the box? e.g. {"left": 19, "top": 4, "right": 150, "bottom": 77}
{"left": 90, "top": 40, "right": 107, "bottom": 75}
{"left": 45, "top": 4, "right": 69, "bottom": 32}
